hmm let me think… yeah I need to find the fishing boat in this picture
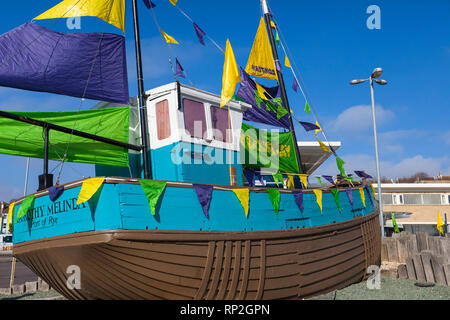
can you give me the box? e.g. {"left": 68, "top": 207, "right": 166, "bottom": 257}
{"left": 3, "top": 0, "right": 381, "bottom": 300}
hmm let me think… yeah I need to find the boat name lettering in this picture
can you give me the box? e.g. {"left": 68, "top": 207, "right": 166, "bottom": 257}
{"left": 17, "top": 198, "right": 87, "bottom": 223}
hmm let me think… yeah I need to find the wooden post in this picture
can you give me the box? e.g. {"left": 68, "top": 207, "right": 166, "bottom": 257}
{"left": 9, "top": 256, "right": 16, "bottom": 292}
{"left": 413, "top": 253, "right": 426, "bottom": 282}
{"left": 420, "top": 251, "right": 435, "bottom": 283}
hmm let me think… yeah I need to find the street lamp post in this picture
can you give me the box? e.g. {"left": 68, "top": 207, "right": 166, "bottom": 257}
{"left": 350, "top": 68, "right": 387, "bottom": 237}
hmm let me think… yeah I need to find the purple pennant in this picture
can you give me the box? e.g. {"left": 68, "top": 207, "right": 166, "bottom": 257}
{"left": 175, "top": 58, "right": 185, "bottom": 78}
{"left": 298, "top": 121, "right": 320, "bottom": 132}
{"left": 354, "top": 171, "right": 373, "bottom": 179}
{"left": 292, "top": 190, "right": 304, "bottom": 213}
{"left": 243, "top": 169, "right": 256, "bottom": 187}
{"left": 193, "top": 184, "right": 213, "bottom": 219}
{"left": 346, "top": 188, "right": 354, "bottom": 209}
{"left": 292, "top": 78, "right": 299, "bottom": 93}
{"left": 193, "top": 23, "right": 206, "bottom": 46}
{"left": 142, "top": 0, "right": 156, "bottom": 9}
{"left": 364, "top": 185, "right": 374, "bottom": 205}
{"left": 49, "top": 186, "right": 64, "bottom": 202}
{"left": 322, "top": 175, "right": 335, "bottom": 185}
{"left": 254, "top": 171, "right": 265, "bottom": 186}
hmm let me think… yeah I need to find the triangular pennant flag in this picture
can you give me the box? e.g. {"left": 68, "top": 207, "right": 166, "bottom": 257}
{"left": 292, "top": 190, "right": 303, "bottom": 213}
{"left": 358, "top": 188, "right": 366, "bottom": 208}
{"left": 140, "top": 180, "right": 167, "bottom": 216}
{"left": 15, "top": 195, "right": 35, "bottom": 223}
{"left": 287, "top": 175, "right": 295, "bottom": 190}
{"left": 354, "top": 171, "right": 373, "bottom": 179}
{"left": 270, "top": 20, "right": 276, "bottom": 29}
{"left": 232, "top": 189, "right": 250, "bottom": 218}
{"left": 275, "top": 32, "right": 281, "bottom": 47}
{"left": 34, "top": 0, "right": 126, "bottom": 32}
{"left": 322, "top": 175, "right": 335, "bottom": 185}
{"left": 220, "top": 39, "right": 241, "bottom": 108}
{"left": 285, "top": 55, "right": 291, "bottom": 68}
{"left": 193, "top": 22, "right": 206, "bottom": 46}
{"left": 160, "top": 29, "right": 179, "bottom": 44}
{"left": 371, "top": 184, "right": 377, "bottom": 200}
{"left": 272, "top": 173, "right": 284, "bottom": 187}
{"left": 49, "top": 186, "right": 64, "bottom": 202}
{"left": 143, "top": 0, "right": 156, "bottom": 9}
{"left": 298, "top": 121, "right": 320, "bottom": 132}
{"left": 292, "top": 78, "right": 299, "bottom": 93}
{"left": 169, "top": 0, "right": 178, "bottom": 5}
{"left": 6, "top": 202, "right": 15, "bottom": 233}
{"left": 245, "top": 17, "right": 278, "bottom": 81}
{"left": 336, "top": 156, "right": 347, "bottom": 178}
{"left": 345, "top": 188, "right": 354, "bottom": 209}
{"left": 193, "top": 184, "right": 213, "bottom": 219}
{"left": 77, "top": 178, "right": 105, "bottom": 205}
{"left": 266, "top": 189, "right": 281, "bottom": 215}
{"left": 314, "top": 121, "right": 322, "bottom": 137}
{"left": 331, "top": 189, "right": 341, "bottom": 211}
{"left": 175, "top": 58, "right": 185, "bottom": 78}
{"left": 392, "top": 213, "right": 400, "bottom": 233}
{"left": 318, "top": 138, "right": 332, "bottom": 153}
{"left": 298, "top": 174, "right": 308, "bottom": 189}
{"left": 304, "top": 101, "right": 311, "bottom": 115}
{"left": 364, "top": 185, "right": 374, "bottom": 206}
{"left": 255, "top": 82, "right": 268, "bottom": 100}
{"left": 316, "top": 177, "right": 323, "bottom": 187}
{"left": 437, "top": 212, "right": 444, "bottom": 236}
{"left": 243, "top": 169, "right": 256, "bottom": 187}
{"left": 313, "top": 189, "right": 323, "bottom": 214}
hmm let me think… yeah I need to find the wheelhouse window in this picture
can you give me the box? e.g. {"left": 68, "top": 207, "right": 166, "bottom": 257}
{"left": 210, "top": 106, "right": 232, "bottom": 143}
{"left": 183, "top": 99, "right": 206, "bottom": 139}
{"left": 155, "top": 99, "right": 171, "bottom": 140}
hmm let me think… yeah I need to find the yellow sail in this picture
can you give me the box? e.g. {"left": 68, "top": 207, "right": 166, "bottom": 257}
{"left": 34, "top": 0, "right": 126, "bottom": 32}
{"left": 245, "top": 17, "right": 278, "bottom": 81}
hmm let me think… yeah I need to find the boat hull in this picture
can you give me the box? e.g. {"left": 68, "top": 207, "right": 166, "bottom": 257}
{"left": 14, "top": 211, "right": 380, "bottom": 300}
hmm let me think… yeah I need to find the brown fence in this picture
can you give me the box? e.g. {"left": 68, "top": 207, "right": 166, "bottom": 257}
{"left": 381, "top": 232, "right": 450, "bottom": 286}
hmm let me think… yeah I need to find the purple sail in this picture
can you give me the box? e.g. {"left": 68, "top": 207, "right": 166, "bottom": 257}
{"left": 0, "top": 23, "right": 129, "bottom": 104}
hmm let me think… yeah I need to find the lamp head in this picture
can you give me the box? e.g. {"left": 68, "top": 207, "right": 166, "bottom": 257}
{"left": 371, "top": 68, "right": 383, "bottom": 79}
{"left": 350, "top": 79, "right": 368, "bottom": 85}
{"left": 374, "top": 79, "right": 388, "bottom": 85}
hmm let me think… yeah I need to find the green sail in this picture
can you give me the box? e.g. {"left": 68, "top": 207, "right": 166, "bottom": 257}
{"left": 0, "top": 107, "right": 131, "bottom": 167}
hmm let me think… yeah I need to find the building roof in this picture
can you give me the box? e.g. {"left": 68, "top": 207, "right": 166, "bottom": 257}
{"left": 297, "top": 141, "right": 341, "bottom": 175}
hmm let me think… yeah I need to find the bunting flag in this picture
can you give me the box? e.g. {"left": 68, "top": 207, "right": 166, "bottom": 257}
{"left": 34, "top": 0, "right": 126, "bottom": 32}
{"left": 169, "top": 0, "right": 178, "bottom": 5}
{"left": 275, "top": 32, "right": 281, "bottom": 47}
{"left": 193, "top": 23, "right": 206, "bottom": 46}
{"left": 304, "top": 101, "right": 311, "bottom": 115}
{"left": 143, "top": 0, "right": 156, "bottom": 9}
{"left": 15, "top": 195, "right": 35, "bottom": 223}
{"left": 175, "top": 58, "right": 185, "bottom": 78}
{"left": 292, "top": 190, "right": 303, "bottom": 213}
{"left": 316, "top": 177, "right": 323, "bottom": 187}
{"left": 346, "top": 188, "right": 354, "bottom": 209}
{"left": 371, "top": 184, "right": 377, "bottom": 200}
{"left": 292, "top": 78, "right": 299, "bottom": 93}
{"left": 298, "top": 174, "right": 308, "bottom": 189}
{"left": 255, "top": 82, "right": 268, "bottom": 100}
{"left": 6, "top": 202, "right": 15, "bottom": 233}
{"left": 392, "top": 213, "right": 400, "bottom": 233}
{"left": 160, "top": 29, "right": 179, "bottom": 44}
{"left": 243, "top": 169, "right": 256, "bottom": 187}
{"left": 255, "top": 171, "right": 265, "bottom": 186}
{"left": 49, "top": 186, "right": 64, "bottom": 202}
{"left": 220, "top": 39, "right": 241, "bottom": 108}
{"left": 266, "top": 189, "right": 281, "bottom": 215}
{"left": 331, "top": 189, "right": 341, "bottom": 211}
{"left": 354, "top": 171, "right": 373, "bottom": 179}
{"left": 285, "top": 55, "right": 291, "bottom": 68}
{"left": 272, "top": 173, "right": 284, "bottom": 187}
{"left": 318, "top": 139, "right": 332, "bottom": 153}
{"left": 313, "top": 189, "right": 323, "bottom": 214}
{"left": 193, "top": 184, "right": 213, "bottom": 219}
{"left": 0, "top": 23, "right": 129, "bottom": 104}
{"left": 287, "top": 175, "right": 295, "bottom": 189}
{"left": 298, "top": 121, "right": 320, "bottom": 132}
{"left": 322, "top": 175, "right": 335, "bottom": 185}
{"left": 364, "top": 185, "right": 374, "bottom": 206}
{"left": 358, "top": 188, "right": 366, "bottom": 208}
{"left": 437, "top": 212, "right": 444, "bottom": 236}
{"left": 270, "top": 20, "right": 276, "bottom": 29}
{"left": 140, "top": 180, "right": 167, "bottom": 216}
{"left": 77, "top": 178, "right": 105, "bottom": 205}
{"left": 314, "top": 121, "right": 322, "bottom": 137}
{"left": 336, "top": 156, "right": 347, "bottom": 178}
{"left": 232, "top": 189, "right": 250, "bottom": 218}
{"left": 245, "top": 17, "right": 278, "bottom": 81}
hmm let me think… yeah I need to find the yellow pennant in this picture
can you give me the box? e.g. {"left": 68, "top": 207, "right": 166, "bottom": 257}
{"left": 220, "top": 39, "right": 241, "bottom": 108}
{"left": 358, "top": 188, "right": 366, "bottom": 208}
{"left": 270, "top": 20, "right": 276, "bottom": 29}
{"left": 437, "top": 212, "right": 444, "bottom": 235}
{"left": 317, "top": 138, "right": 332, "bottom": 153}
{"left": 245, "top": 17, "right": 278, "bottom": 81}
{"left": 298, "top": 174, "right": 308, "bottom": 189}
{"left": 77, "top": 177, "right": 105, "bottom": 205}
{"left": 285, "top": 55, "right": 291, "bottom": 68}
{"left": 255, "top": 82, "right": 267, "bottom": 100}
{"left": 371, "top": 184, "right": 377, "bottom": 200}
{"left": 232, "top": 189, "right": 250, "bottom": 218}
{"left": 287, "top": 175, "right": 295, "bottom": 189}
{"left": 313, "top": 189, "right": 323, "bottom": 213}
{"left": 169, "top": 0, "right": 178, "bottom": 5}
{"left": 6, "top": 202, "right": 15, "bottom": 234}
{"left": 34, "top": 0, "right": 126, "bottom": 32}
{"left": 314, "top": 121, "right": 322, "bottom": 137}
{"left": 160, "top": 29, "right": 179, "bottom": 44}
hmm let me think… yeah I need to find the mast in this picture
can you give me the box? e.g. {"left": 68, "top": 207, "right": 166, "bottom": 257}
{"left": 131, "top": 0, "right": 153, "bottom": 180}
{"left": 261, "top": 0, "right": 305, "bottom": 174}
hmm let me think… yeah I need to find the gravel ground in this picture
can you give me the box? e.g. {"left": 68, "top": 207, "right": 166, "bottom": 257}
{"left": 311, "top": 276, "right": 450, "bottom": 300}
{"left": 0, "top": 289, "right": 65, "bottom": 300}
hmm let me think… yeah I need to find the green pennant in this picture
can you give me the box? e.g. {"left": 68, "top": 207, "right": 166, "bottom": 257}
{"left": 266, "top": 188, "right": 281, "bottom": 214}
{"left": 15, "top": 195, "right": 35, "bottom": 223}
{"left": 273, "top": 97, "right": 288, "bottom": 120}
{"left": 304, "top": 101, "right": 311, "bottom": 115}
{"left": 330, "top": 189, "right": 341, "bottom": 211}
{"left": 391, "top": 213, "right": 400, "bottom": 233}
{"left": 272, "top": 173, "right": 284, "bottom": 187}
{"left": 336, "top": 156, "right": 347, "bottom": 178}
{"left": 139, "top": 180, "right": 167, "bottom": 216}
{"left": 254, "top": 90, "right": 264, "bottom": 109}
{"left": 275, "top": 31, "right": 281, "bottom": 47}
{"left": 316, "top": 177, "right": 323, "bottom": 186}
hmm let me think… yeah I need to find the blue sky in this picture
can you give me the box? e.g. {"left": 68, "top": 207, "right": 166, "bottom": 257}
{"left": 0, "top": 0, "right": 448, "bottom": 201}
